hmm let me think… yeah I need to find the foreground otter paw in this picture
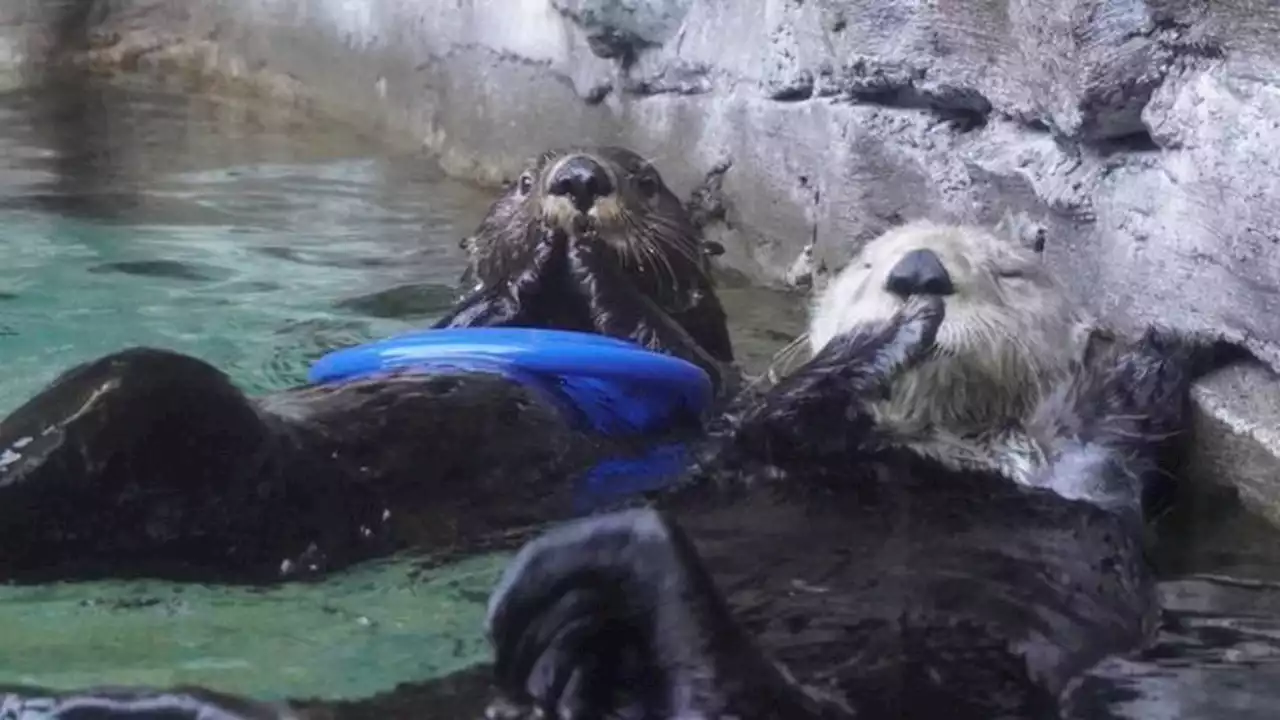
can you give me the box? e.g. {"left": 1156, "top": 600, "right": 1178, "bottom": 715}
{"left": 484, "top": 508, "right": 726, "bottom": 719}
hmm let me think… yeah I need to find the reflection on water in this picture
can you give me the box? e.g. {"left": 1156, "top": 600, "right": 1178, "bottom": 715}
{"left": 0, "top": 77, "right": 492, "bottom": 408}
{"left": 1067, "top": 577, "right": 1280, "bottom": 719}
{"left": 2, "top": 74, "right": 1280, "bottom": 717}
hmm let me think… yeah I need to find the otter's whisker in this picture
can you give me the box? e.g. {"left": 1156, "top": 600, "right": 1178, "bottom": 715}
{"left": 622, "top": 211, "right": 682, "bottom": 298}
{"left": 642, "top": 231, "right": 683, "bottom": 298}
{"left": 644, "top": 222, "right": 709, "bottom": 289}
{"left": 758, "top": 334, "right": 812, "bottom": 388}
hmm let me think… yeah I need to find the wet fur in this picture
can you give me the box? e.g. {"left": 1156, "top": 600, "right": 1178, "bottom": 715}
{"left": 436, "top": 147, "right": 735, "bottom": 391}
{"left": 0, "top": 348, "right": 629, "bottom": 583}
{"left": 481, "top": 228, "right": 1235, "bottom": 718}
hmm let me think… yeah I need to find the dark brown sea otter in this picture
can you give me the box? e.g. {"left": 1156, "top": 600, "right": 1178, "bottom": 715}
{"left": 0, "top": 147, "right": 732, "bottom": 585}
{"left": 437, "top": 146, "right": 735, "bottom": 392}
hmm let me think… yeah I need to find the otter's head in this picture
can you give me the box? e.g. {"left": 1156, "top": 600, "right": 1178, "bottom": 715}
{"left": 464, "top": 147, "right": 712, "bottom": 304}
{"left": 808, "top": 220, "right": 1094, "bottom": 435}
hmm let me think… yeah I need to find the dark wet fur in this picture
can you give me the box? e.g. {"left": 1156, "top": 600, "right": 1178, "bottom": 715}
{"left": 0, "top": 347, "right": 656, "bottom": 584}
{"left": 434, "top": 146, "right": 736, "bottom": 393}
{"left": 480, "top": 298, "right": 1244, "bottom": 720}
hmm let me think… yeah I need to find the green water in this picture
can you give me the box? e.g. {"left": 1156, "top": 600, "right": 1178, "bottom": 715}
{"left": 0, "top": 75, "right": 807, "bottom": 703}
{"left": 0, "top": 76, "right": 511, "bottom": 701}
{"left": 0, "top": 554, "right": 509, "bottom": 701}
{"left": 0, "top": 81, "right": 500, "bottom": 410}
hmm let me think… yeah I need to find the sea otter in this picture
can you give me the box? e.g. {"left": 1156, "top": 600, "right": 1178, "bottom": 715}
{"left": 479, "top": 220, "right": 1234, "bottom": 719}
{"left": 437, "top": 146, "right": 736, "bottom": 392}
{"left": 0, "top": 147, "right": 732, "bottom": 585}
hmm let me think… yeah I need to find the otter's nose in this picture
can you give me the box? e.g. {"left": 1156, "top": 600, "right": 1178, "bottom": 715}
{"left": 885, "top": 249, "right": 955, "bottom": 297}
{"left": 548, "top": 156, "right": 614, "bottom": 213}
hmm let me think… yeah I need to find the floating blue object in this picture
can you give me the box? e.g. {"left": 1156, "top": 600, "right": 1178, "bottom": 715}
{"left": 574, "top": 442, "right": 693, "bottom": 514}
{"left": 308, "top": 327, "right": 713, "bottom": 508}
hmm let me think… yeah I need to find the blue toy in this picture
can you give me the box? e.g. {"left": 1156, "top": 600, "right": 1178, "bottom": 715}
{"left": 308, "top": 327, "right": 714, "bottom": 510}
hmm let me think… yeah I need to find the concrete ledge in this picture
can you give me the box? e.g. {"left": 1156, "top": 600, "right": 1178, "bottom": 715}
{"left": 6, "top": 0, "right": 1280, "bottom": 522}
{"left": 1190, "top": 363, "right": 1280, "bottom": 526}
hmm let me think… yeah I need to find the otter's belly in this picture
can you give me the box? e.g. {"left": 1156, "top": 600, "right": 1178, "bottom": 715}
{"left": 670, "top": 474, "right": 1157, "bottom": 695}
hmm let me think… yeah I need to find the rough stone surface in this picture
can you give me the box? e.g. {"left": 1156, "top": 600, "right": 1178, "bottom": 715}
{"left": 6, "top": 0, "right": 1280, "bottom": 520}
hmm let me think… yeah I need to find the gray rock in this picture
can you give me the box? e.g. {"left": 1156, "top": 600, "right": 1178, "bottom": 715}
{"left": 552, "top": 0, "right": 693, "bottom": 60}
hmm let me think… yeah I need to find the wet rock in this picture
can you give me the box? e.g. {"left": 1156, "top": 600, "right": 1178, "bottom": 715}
{"left": 552, "top": 0, "right": 693, "bottom": 62}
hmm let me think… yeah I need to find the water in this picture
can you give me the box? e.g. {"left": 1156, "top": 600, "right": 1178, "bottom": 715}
{"left": 0, "top": 78, "right": 497, "bottom": 409}
{"left": 0, "top": 75, "right": 805, "bottom": 704}
{"left": 1, "top": 75, "right": 1279, "bottom": 717}
{"left": 0, "top": 555, "right": 508, "bottom": 701}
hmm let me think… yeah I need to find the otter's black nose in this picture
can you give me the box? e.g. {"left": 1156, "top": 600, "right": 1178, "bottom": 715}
{"left": 885, "top": 249, "right": 955, "bottom": 297}
{"left": 548, "top": 156, "right": 614, "bottom": 212}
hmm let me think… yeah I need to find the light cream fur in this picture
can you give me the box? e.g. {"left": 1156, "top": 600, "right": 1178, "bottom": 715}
{"left": 808, "top": 219, "right": 1097, "bottom": 481}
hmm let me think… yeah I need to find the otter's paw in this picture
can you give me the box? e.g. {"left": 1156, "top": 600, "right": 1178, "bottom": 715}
{"left": 485, "top": 508, "right": 725, "bottom": 720}
{"left": 876, "top": 294, "right": 945, "bottom": 374}
{"left": 699, "top": 295, "right": 944, "bottom": 472}
{"left": 801, "top": 293, "right": 944, "bottom": 389}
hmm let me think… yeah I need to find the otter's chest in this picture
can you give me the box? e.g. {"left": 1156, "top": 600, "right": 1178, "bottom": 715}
{"left": 672, "top": 465, "right": 1155, "bottom": 691}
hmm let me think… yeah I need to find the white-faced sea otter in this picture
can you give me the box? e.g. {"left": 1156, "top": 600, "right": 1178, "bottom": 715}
{"left": 479, "top": 220, "right": 1238, "bottom": 719}
{"left": 0, "top": 146, "right": 734, "bottom": 585}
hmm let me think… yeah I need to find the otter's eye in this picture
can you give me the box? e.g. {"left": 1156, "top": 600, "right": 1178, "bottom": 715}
{"left": 635, "top": 171, "right": 660, "bottom": 198}
{"left": 517, "top": 172, "right": 535, "bottom": 196}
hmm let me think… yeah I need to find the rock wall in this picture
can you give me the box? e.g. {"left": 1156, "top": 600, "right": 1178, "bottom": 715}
{"left": 6, "top": 0, "right": 1280, "bottom": 519}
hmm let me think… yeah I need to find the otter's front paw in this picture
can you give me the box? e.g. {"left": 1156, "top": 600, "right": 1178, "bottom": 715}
{"left": 881, "top": 294, "right": 945, "bottom": 372}
{"left": 701, "top": 295, "right": 945, "bottom": 471}
{"left": 485, "top": 508, "right": 725, "bottom": 720}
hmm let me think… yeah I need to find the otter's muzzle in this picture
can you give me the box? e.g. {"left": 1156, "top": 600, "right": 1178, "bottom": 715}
{"left": 886, "top": 249, "right": 955, "bottom": 297}
{"left": 547, "top": 155, "right": 615, "bottom": 213}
